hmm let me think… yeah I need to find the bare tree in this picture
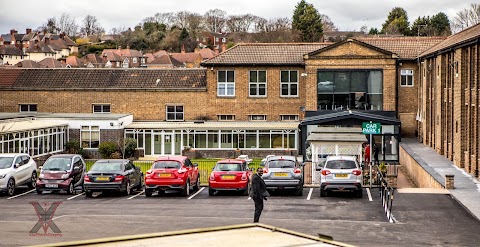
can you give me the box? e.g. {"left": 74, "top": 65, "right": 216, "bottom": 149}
{"left": 204, "top": 9, "right": 227, "bottom": 33}
{"left": 452, "top": 3, "right": 480, "bottom": 33}
{"left": 58, "top": 13, "right": 79, "bottom": 36}
{"left": 226, "top": 14, "right": 258, "bottom": 32}
{"left": 81, "top": 15, "right": 105, "bottom": 36}
{"left": 154, "top": 12, "right": 175, "bottom": 29}
{"left": 320, "top": 14, "right": 337, "bottom": 32}
{"left": 37, "top": 17, "right": 59, "bottom": 34}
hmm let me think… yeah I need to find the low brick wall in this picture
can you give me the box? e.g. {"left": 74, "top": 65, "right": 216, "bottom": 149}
{"left": 399, "top": 144, "right": 444, "bottom": 189}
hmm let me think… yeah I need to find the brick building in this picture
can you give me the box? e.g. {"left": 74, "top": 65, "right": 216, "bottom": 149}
{"left": 418, "top": 24, "right": 480, "bottom": 177}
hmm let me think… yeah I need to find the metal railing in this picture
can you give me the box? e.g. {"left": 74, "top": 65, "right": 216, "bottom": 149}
{"left": 373, "top": 164, "right": 396, "bottom": 223}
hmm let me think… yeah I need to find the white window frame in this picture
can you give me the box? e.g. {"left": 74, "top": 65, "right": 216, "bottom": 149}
{"left": 280, "top": 115, "right": 299, "bottom": 121}
{"left": 122, "top": 58, "right": 129, "bottom": 68}
{"left": 249, "top": 115, "right": 267, "bottom": 121}
{"left": 19, "top": 104, "right": 37, "bottom": 112}
{"left": 217, "top": 70, "right": 235, "bottom": 97}
{"left": 132, "top": 57, "right": 137, "bottom": 63}
{"left": 249, "top": 70, "right": 267, "bottom": 97}
{"left": 92, "top": 104, "right": 111, "bottom": 113}
{"left": 81, "top": 126, "right": 100, "bottom": 149}
{"left": 280, "top": 70, "right": 299, "bottom": 97}
{"left": 166, "top": 105, "right": 184, "bottom": 121}
{"left": 217, "top": 115, "right": 235, "bottom": 121}
{"left": 400, "top": 69, "right": 414, "bottom": 87}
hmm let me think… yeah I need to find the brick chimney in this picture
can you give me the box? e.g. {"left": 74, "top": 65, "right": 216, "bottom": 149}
{"left": 10, "top": 29, "right": 17, "bottom": 35}
{"left": 45, "top": 37, "right": 50, "bottom": 45}
{"left": 181, "top": 43, "right": 185, "bottom": 53}
{"left": 214, "top": 45, "right": 219, "bottom": 54}
{"left": 26, "top": 28, "right": 32, "bottom": 34}
{"left": 60, "top": 33, "right": 65, "bottom": 39}
{"left": 221, "top": 43, "right": 227, "bottom": 53}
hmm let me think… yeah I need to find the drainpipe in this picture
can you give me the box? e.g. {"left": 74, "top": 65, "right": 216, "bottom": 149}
{"left": 395, "top": 60, "right": 399, "bottom": 119}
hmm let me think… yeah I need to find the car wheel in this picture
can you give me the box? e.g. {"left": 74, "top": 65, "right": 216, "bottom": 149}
{"left": 67, "top": 182, "right": 74, "bottom": 195}
{"left": 145, "top": 189, "right": 153, "bottom": 197}
{"left": 85, "top": 190, "right": 93, "bottom": 198}
{"left": 193, "top": 176, "right": 200, "bottom": 191}
{"left": 181, "top": 180, "right": 190, "bottom": 196}
{"left": 320, "top": 189, "right": 327, "bottom": 197}
{"left": 243, "top": 183, "right": 249, "bottom": 196}
{"left": 124, "top": 181, "right": 131, "bottom": 196}
{"left": 208, "top": 187, "right": 215, "bottom": 196}
{"left": 36, "top": 189, "right": 43, "bottom": 194}
{"left": 6, "top": 178, "right": 15, "bottom": 196}
{"left": 28, "top": 172, "right": 37, "bottom": 189}
{"left": 137, "top": 176, "right": 144, "bottom": 191}
{"left": 294, "top": 184, "right": 303, "bottom": 196}
{"left": 356, "top": 189, "right": 363, "bottom": 198}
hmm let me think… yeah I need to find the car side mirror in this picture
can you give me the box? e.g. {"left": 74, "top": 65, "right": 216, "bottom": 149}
{"left": 193, "top": 163, "right": 198, "bottom": 167}
{"left": 315, "top": 164, "right": 323, "bottom": 171}
{"left": 14, "top": 163, "right": 20, "bottom": 169}
{"left": 211, "top": 167, "right": 214, "bottom": 171}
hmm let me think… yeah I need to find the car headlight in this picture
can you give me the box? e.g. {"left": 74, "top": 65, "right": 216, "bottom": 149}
{"left": 0, "top": 174, "right": 6, "bottom": 179}
{"left": 61, "top": 174, "right": 69, "bottom": 179}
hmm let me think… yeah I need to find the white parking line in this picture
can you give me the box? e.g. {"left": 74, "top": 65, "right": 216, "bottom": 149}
{"left": 187, "top": 187, "right": 205, "bottom": 200}
{"left": 67, "top": 192, "right": 85, "bottom": 200}
{"left": 366, "top": 188, "right": 373, "bottom": 201}
{"left": 6, "top": 189, "right": 35, "bottom": 200}
{"left": 127, "top": 190, "right": 145, "bottom": 200}
{"left": 306, "top": 188, "right": 313, "bottom": 200}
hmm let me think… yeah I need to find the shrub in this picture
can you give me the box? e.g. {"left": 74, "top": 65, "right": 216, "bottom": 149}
{"left": 98, "top": 142, "right": 118, "bottom": 159}
{"left": 110, "top": 151, "right": 122, "bottom": 159}
{"left": 124, "top": 138, "right": 137, "bottom": 158}
{"left": 65, "top": 141, "right": 84, "bottom": 156}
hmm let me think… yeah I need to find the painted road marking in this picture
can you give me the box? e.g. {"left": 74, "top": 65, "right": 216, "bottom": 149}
{"left": 127, "top": 190, "right": 145, "bottom": 200}
{"left": 7, "top": 189, "right": 35, "bottom": 200}
{"left": 306, "top": 188, "right": 313, "bottom": 200}
{"left": 67, "top": 192, "right": 85, "bottom": 200}
{"left": 366, "top": 188, "right": 373, "bottom": 201}
{"left": 187, "top": 187, "right": 205, "bottom": 200}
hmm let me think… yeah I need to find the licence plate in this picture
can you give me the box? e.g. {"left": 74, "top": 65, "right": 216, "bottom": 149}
{"left": 274, "top": 173, "right": 288, "bottom": 177}
{"left": 159, "top": 173, "right": 171, "bottom": 177}
{"left": 45, "top": 184, "right": 58, "bottom": 188}
{"left": 222, "top": 175, "right": 236, "bottom": 180}
{"left": 335, "top": 174, "right": 348, "bottom": 178}
{"left": 95, "top": 177, "right": 110, "bottom": 181}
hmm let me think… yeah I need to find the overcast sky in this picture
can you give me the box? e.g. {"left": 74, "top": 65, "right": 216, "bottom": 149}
{"left": 0, "top": 0, "right": 473, "bottom": 34}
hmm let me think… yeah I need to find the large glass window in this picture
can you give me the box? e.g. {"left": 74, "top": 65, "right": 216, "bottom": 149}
{"left": 217, "top": 70, "right": 235, "bottom": 96}
{"left": 249, "top": 70, "right": 267, "bottom": 97}
{"left": 280, "top": 70, "right": 298, "bottom": 97}
{"left": 81, "top": 126, "right": 100, "bottom": 148}
{"left": 317, "top": 70, "right": 383, "bottom": 110}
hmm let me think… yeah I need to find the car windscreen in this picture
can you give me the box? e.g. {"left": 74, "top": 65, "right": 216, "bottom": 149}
{"left": 90, "top": 162, "right": 123, "bottom": 172}
{"left": 325, "top": 160, "right": 357, "bottom": 169}
{"left": 153, "top": 161, "right": 181, "bottom": 169}
{"left": 214, "top": 163, "right": 242, "bottom": 171}
{"left": 267, "top": 160, "right": 295, "bottom": 169}
{"left": 43, "top": 158, "right": 72, "bottom": 171}
{"left": 0, "top": 157, "right": 13, "bottom": 169}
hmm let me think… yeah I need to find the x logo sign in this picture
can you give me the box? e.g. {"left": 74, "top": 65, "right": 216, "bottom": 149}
{"left": 30, "top": 202, "right": 62, "bottom": 234}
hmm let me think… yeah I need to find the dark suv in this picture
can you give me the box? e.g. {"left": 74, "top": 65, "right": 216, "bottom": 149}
{"left": 36, "top": 154, "right": 86, "bottom": 194}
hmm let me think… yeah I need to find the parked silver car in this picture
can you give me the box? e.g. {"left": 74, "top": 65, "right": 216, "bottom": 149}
{"left": 0, "top": 153, "right": 38, "bottom": 196}
{"left": 261, "top": 155, "right": 303, "bottom": 196}
{"left": 319, "top": 155, "right": 363, "bottom": 198}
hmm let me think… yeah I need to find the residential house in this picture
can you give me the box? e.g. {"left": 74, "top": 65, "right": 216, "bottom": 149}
{"left": 38, "top": 58, "right": 64, "bottom": 68}
{"left": 101, "top": 46, "right": 145, "bottom": 68}
{"left": 0, "top": 44, "right": 26, "bottom": 65}
{"left": 24, "top": 39, "right": 56, "bottom": 62}
{"left": 65, "top": 56, "right": 87, "bottom": 68}
{"left": 197, "top": 47, "right": 217, "bottom": 61}
{"left": 84, "top": 54, "right": 106, "bottom": 68}
{"left": 15, "top": 60, "right": 42, "bottom": 68}
{"left": 170, "top": 48, "right": 202, "bottom": 68}
{"left": 146, "top": 55, "right": 183, "bottom": 68}
{"left": 200, "top": 32, "right": 228, "bottom": 50}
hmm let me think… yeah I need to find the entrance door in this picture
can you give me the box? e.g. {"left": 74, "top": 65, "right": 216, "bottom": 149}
{"left": 152, "top": 132, "right": 175, "bottom": 156}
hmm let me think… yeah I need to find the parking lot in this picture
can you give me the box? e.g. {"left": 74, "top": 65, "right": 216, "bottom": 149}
{"left": 1, "top": 185, "right": 479, "bottom": 247}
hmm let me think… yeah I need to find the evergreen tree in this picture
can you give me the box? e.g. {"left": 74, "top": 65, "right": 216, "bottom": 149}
{"left": 381, "top": 7, "right": 410, "bottom": 35}
{"left": 292, "top": 0, "right": 323, "bottom": 42}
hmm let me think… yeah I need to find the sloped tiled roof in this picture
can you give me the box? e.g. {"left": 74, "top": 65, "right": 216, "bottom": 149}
{"left": 420, "top": 23, "right": 480, "bottom": 57}
{"left": 49, "top": 39, "right": 69, "bottom": 50}
{"left": 1, "top": 34, "right": 12, "bottom": 42}
{"left": 66, "top": 56, "right": 86, "bottom": 68}
{"left": 358, "top": 36, "right": 446, "bottom": 60}
{"left": 143, "top": 53, "right": 155, "bottom": 63}
{"left": 102, "top": 48, "right": 143, "bottom": 58}
{"left": 198, "top": 48, "right": 217, "bottom": 60}
{"left": 148, "top": 55, "right": 183, "bottom": 67}
{"left": 171, "top": 53, "right": 201, "bottom": 64}
{"left": 15, "top": 60, "right": 42, "bottom": 68}
{"left": 22, "top": 32, "right": 35, "bottom": 41}
{"left": 25, "top": 42, "right": 55, "bottom": 54}
{"left": 0, "top": 45, "right": 24, "bottom": 56}
{"left": 153, "top": 50, "right": 168, "bottom": 57}
{"left": 38, "top": 58, "right": 64, "bottom": 68}
{"left": 0, "top": 68, "right": 207, "bottom": 90}
{"left": 202, "top": 43, "right": 331, "bottom": 65}
{"left": 84, "top": 54, "right": 106, "bottom": 64}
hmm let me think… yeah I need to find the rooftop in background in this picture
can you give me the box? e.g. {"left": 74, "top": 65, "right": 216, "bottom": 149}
{"left": 420, "top": 23, "right": 480, "bottom": 57}
{"left": 358, "top": 36, "right": 446, "bottom": 60}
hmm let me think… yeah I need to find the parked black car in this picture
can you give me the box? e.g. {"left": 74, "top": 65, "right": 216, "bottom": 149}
{"left": 84, "top": 159, "right": 144, "bottom": 197}
{"left": 36, "top": 154, "right": 86, "bottom": 194}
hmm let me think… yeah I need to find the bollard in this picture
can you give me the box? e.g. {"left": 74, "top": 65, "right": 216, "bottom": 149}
{"left": 445, "top": 174, "right": 454, "bottom": 189}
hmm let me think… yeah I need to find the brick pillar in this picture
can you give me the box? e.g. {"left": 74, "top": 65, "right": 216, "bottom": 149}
{"left": 386, "top": 175, "right": 397, "bottom": 188}
{"left": 445, "top": 175, "right": 455, "bottom": 189}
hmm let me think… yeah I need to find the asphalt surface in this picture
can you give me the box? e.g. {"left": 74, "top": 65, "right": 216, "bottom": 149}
{"left": 1, "top": 184, "right": 479, "bottom": 247}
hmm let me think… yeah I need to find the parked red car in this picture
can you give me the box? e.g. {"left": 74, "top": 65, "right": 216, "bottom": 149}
{"left": 144, "top": 156, "right": 199, "bottom": 197}
{"left": 209, "top": 159, "right": 252, "bottom": 196}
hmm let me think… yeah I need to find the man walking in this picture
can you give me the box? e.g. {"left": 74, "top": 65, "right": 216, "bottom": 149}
{"left": 250, "top": 167, "right": 268, "bottom": 223}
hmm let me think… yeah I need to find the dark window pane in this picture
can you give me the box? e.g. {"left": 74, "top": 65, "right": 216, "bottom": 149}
{"left": 103, "top": 105, "right": 110, "bottom": 113}
{"left": 281, "top": 84, "right": 289, "bottom": 95}
{"left": 250, "top": 85, "right": 257, "bottom": 95}
{"left": 30, "top": 105, "right": 37, "bottom": 112}
{"left": 93, "top": 105, "right": 101, "bottom": 112}
{"left": 20, "top": 105, "right": 28, "bottom": 111}
{"left": 334, "top": 72, "right": 350, "bottom": 92}
{"left": 167, "top": 113, "right": 175, "bottom": 120}
{"left": 250, "top": 71, "right": 257, "bottom": 82}
{"left": 176, "top": 113, "right": 183, "bottom": 120}
{"left": 259, "top": 84, "right": 266, "bottom": 95}
{"left": 176, "top": 106, "right": 183, "bottom": 112}
{"left": 351, "top": 71, "right": 367, "bottom": 92}
{"left": 318, "top": 72, "right": 334, "bottom": 92}
{"left": 290, "top": 84, "right": 297, "bottom": 95}
{"left": 167, "top": 106, "right": 175, "bottom": 113}
{"left": 281, "top": 71, "right": 289, "bottom": 82}
{"left": 259, "top": 71, "right": 266, "bottom": 82}
{"left": 218, "top": 71, "right": 226, "bottom": 82}
{"left": 401, "top": 76, "right": 406, "bottom": 85}
{"left": 290, "top": 71, "right": 298, "bottom": 82}
{"left": 227, "top": 71, "right": 235, "bottom": 82}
